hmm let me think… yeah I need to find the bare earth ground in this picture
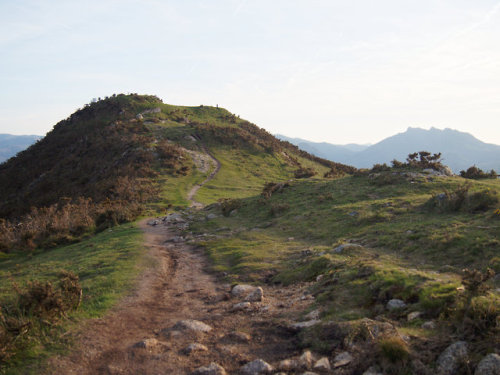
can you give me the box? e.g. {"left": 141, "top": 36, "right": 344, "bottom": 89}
{"left": 48, "top": 219, "right": 315, "bottom": 374}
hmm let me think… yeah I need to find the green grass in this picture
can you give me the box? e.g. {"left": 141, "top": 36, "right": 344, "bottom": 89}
{"left": 0, "top": 223, "right": 145, "bottom": 373}
{"left": 188, "top": 173, "right": 500, "bottom": 350}
{"left": 195, "top": 148, "right": 296, "bottom": 204}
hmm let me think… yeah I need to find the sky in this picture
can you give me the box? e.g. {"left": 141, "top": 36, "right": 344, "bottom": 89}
{"left": 1, "top": 0, "right": 500, "bottom": 145}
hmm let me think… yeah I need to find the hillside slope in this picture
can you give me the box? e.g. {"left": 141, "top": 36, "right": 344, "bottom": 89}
{"left": 0, "top": 94, "right": 353, "bottom": 242}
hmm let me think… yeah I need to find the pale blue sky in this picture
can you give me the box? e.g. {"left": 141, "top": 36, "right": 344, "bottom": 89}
{"left": 1, "top": 0, "right": 500, "bottom": 144}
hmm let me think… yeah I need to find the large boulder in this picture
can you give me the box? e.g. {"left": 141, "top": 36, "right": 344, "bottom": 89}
{"left": 475, "top": 353, "right": 500, "bottom": 375}
{"left": 436, "top": 341, "right": 468, "bottom": 375}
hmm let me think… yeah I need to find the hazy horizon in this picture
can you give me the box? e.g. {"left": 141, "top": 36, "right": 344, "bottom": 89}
{"left": 2, "top": 1, "right": 500, "bottom": 145}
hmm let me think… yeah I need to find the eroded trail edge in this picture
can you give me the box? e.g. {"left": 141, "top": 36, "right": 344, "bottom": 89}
{"left": 49, "top": 218, "right": 314, "bottom": 375}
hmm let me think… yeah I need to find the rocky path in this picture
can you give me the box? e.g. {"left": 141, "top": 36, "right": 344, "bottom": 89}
{"left": 187, "top": 145, "right": 221, "bottom": 209}
{"left": 48, "top": 218, "right": 322, "bottom": 375}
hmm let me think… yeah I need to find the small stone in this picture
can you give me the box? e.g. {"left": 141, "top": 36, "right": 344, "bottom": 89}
{"left": 191, "top": 362, "right": 226, "bottom": 375}
{"left": 279, "top": 359, "right": 299, "bottom": 371}
{"left": 304, "top": 309, "right": 320, "bottom": 320}
{"left": 475, "top": 353, "right": 500, "bottom": 375}
{"left": 245, "top": 287, "right": 264, "bottom": 302}
{"left": 184, "top": 343, "right": 208, "bottom": 354}
{"left": 231, "top": 284, "right": 256, "bottom": 297}
{"left": 132, "top": 338, "right": 158, "bottom": 349}
{"left": 240, "top": 359, "right": 274, "bottom": 374}
{"left": 301, "top": 372, "right": 319, "bottom": 375}
{"left": 333, "top": 352, "right": 353, "bottom": 368}
{"left": 436, "top": 341, "right": 468, "bottom": 375}
{"left": 172, "top": 319, "right": 213, "bottom": 333}
{"left": 206, "top": 213, "right": 217, "bottom": 220}
{"left": 362, "top": 366, "right": 383, "bottom": 375}
{"left": 232, "top": 302, "right": 251, "bottom": 312}
{"left": 299, "top": 351, "right": 315, "bottom": 369}
{"left": 348, "top": 211, "right": 359, "bottom": 216}
{"left": 223, "top": 331, "right": 251, "bottom": 343}
{"left": 290, "top": 320, "right": 321, "bottom": 330}
{"left": 407, "top": 311, "right": 422, "bottom": 321}
{"left": 386, "top": 299, "right": 406, "bottom": 310}
{"left": 314, "top": 357, "right": 331, "bottom": 371}
{"left": 421, "top": 321, "right": 436, "bottom": 330}
{"left": 316, "top": 274, "right": 324, "bottom": 282}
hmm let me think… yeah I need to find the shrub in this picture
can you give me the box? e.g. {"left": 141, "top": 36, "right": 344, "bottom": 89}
{"left": 220, "top": 198, "right": 242, "bottom": 217}
{"left": 449, "top": 268, "right": 498, "bottom": 340}
{"left": 294, "top": 167, "right": 316, "bottom": 179}
{"left": 406, "top": 151, "right": 443, "bottom": 170}
{"left": 371, "top": 163, "right": 391, "bottom": 172}
{"left": 425, "top": 183, "right": 498, "bottom": 213}
{"left": 378, "top": 336, "right": 409, "bottom": 363}
{"left": 261, "top": 182, "right": 289, "bottom": 199}
{"left": 460, "top": 166, "right": 497, "bottom": 180}
{"left": 466, "top": 189, "right": 499, "bottom": 212}
{"left": 270, "top": 203, "right": 289, "bottom": 216}
{"left": 0, "top": 271, "right": 82, "bottom": 363}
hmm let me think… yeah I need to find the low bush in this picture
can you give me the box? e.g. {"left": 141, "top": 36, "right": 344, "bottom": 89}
{"left": 451, "top": 268, "right": 498, "bottom": 340}
{"left": 460, "top": 166, "right": 497, "bottom": 180}
{"left": 294, "top": 167, "right": 317, "bottom": 179}
{"left": 261, "top": 182, "right": 289, "bottom": 199}
{"left": 0, "top": 271, "right": 82, "bottom": 364}
{"left": 0, "top": 196, "right": 144, "bottom": 253}
{"left": 378, "top": 336, "right": 409, "bottom": 363}
{"left": 426, "top": 184, "right": 499, "bottom": 213}
{"left": 270, "top": 203, "right": 289, "bottom": 217}
{"left": 220, "top": 198, "right": 242, "bottom": 217}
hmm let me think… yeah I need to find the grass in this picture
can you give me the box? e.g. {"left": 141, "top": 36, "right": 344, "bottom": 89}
{"left": 188, "top": 173, "right": 500, "bottom": 354}
{"left": 0, "top": 223, "right": 145, "bottom": 373}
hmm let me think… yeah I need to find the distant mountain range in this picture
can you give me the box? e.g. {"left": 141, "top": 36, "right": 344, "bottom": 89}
{"left": 0, "top": 134, "right": 42, "bottom": 163}
{"left": 277, "top": 127, "right": 500, "bottom": 173}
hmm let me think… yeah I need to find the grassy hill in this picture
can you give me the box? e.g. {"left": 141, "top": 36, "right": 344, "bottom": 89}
{"left": 189, "top": 170, "right": 500, "bottom": 372}
{"left": 0, "top": 94, "right": 352, "bottom": 371}
{"left": 0, "top": 94, "right": 498, "bottom": 374}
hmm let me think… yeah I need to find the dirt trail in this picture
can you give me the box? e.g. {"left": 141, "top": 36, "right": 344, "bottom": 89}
{"left": 48, "top": 219, "right": 313, "bottom": 375}
{"left": 187, "top": 145, "right": 221, "bottom": 209}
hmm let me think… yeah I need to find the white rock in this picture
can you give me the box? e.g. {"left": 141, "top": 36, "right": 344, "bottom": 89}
{"left": 299, "top": 351, "right": 315, "bottom": 369}
{"left": 290, "top": 320, "right": 321, "bottom": 330}
{"left": 362, "top": 366, "right": 383, "bottom": 375}
{"left": 240, "top": 359, "right": 273, "bottom": 374}
{"left": 231, "top": 284, "right": 256, "bottom": 297}
{"left": 304, "top": 309, "right": 320, "bottom": 320}
{"left": 386, "top": 299, "right": 406, "bottom": 310}
{"left": 172, "top": 319, "right": 213, "bottom": 333}
{"left": 232, "top": 302, "right": 252, "bottom": 312}
{"left": 278, "top": 359, "right": 299, "bottom": 371}
{"left": 333, "top": 352, "right": 353, "bottom": 368}
{"left": 314, "top": 357, "right": 331, "bottom": 371}
{"left": 245, "top": 287, "right": 264, "bottom": 302}
{"left": 191, "top": 362, "right": 226, "bottom": 375}
{"left": 407, "top": 311, "right": 422, "bottom": 321}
